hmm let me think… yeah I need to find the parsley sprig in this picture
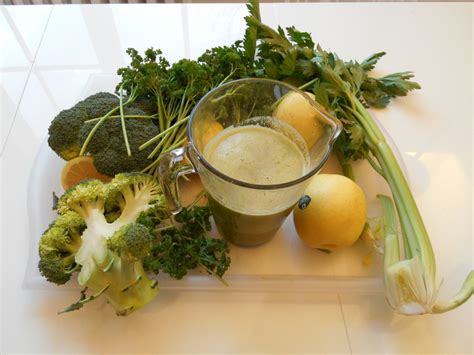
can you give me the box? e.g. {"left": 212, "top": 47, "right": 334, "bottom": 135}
{"left": 144, "top": 206, "right": 231, "bottom": 283}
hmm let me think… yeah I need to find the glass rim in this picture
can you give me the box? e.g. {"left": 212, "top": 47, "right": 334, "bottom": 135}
{"left": 186, "top": 78, "right": 342, "bottom": 191}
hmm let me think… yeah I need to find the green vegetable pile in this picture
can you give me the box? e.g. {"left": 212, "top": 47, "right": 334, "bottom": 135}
{"left": 48, "top": 47, "right": 250, "bottom": 176}
{"left": 39, "top": 174, "right": 230, "bottom": 315}
{"left": 42, "top": 0, "right": 472, "bottom": 316}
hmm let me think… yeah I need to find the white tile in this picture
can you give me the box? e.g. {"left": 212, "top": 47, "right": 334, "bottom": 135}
{"left": 185, "top": 4, "right": 247, "bottom": 59}
{"left": 1, "top": 289, "right": 350, "bottom": 354}
{"left": 36, "top": 4, "right": 187, "bottom": 72}
{"left": 0, "top": 6, "right": 52, "bottom": 68}
{"left": 0, "top": 5, "right": 52, "bottom": 153}
{"left": 0, "top": 71, "right": 27, "bottom": 147}
{"left": 340, "top": 293, "right": 473, "bottom": 354}
{"left": 110, "top": 4, "right": 187, "bottom": 65}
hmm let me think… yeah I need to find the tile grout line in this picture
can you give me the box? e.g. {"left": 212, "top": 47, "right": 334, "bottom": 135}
{"left": 338, "top": 294, "right": 353, "bottom": 355}
{"left": 0, "top": 6, "right": 54, "bottom": 157}
{"left": 1, "top": 7, "right": 34, "bottom": 61}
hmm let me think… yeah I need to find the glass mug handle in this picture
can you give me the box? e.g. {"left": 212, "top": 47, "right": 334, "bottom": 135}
{"left": 158, "top": 146, "right": 196, "bottom": 215}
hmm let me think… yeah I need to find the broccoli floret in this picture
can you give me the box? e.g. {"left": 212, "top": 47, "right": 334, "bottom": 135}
{"left": 48, "top": 106, "right": 88, "bottom": 160}
{"left": 105, "top": 172, "right": 165, "bottom": 221}
{"left": 38, "top": 211, "right": 85, "bottom": 285}
{"left": 80, "top": 110, "right": 160, "bottom": 176}
{"left": 108, "top": 223, "right": 154, "bottom": 261}
{"left": 130, "top": 96, "right": 158, "bottom": 116}
{"left": 57, "top": 179, "right": 109, "bottom": 217}
{"left": 41, "top": 174, "right": 165, "bottom": 316}
{"left": 48, "top": 92, "right": 119, "bottom": 161}
{"left": 77, "top": 92, "right": 119, "bottom": 118}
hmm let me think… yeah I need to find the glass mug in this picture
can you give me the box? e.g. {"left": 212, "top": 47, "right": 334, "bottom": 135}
{"left": 159, "top": 78, "right": 342, "bottom": 247}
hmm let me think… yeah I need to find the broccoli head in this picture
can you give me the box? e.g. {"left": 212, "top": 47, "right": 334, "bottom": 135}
{"left": 80, "top": 109, "right": 160, "bottom": 176}
{"left": 131, "top": 96, "right": 158, "bottom": 116}
{"left": 57, "top": 179, "right": 109, "bottom": 218}
{"left": 40, "top": 174, "right": 166, "bottom": 316}
{"left": 108, "top": 223, "right": 155, "bottom": 261}
{"left": 48, "top": 92, "right": 119, "bottom": 161}
{"left": 48, "top": 106, "right": 88, "bottom": 160}
{"left": 106, "top": 172, "right": 165, "bottom": 219}
{"left": 77, "top": 92, "right": 120, "bottom": 118}
{"left": 38, "top": 211, "right": 85, "bottom": 285}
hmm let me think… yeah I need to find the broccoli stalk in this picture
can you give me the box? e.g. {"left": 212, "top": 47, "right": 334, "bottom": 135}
{"left": 48, "top": 173, "right": 165, "bottom": 316}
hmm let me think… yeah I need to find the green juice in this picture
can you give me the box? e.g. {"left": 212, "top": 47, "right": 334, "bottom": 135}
{"left": 203, "top": 123, "right": 309, "bottom": 247}
{"left": 208, "top": 195, "right": 294, "bottom": 247}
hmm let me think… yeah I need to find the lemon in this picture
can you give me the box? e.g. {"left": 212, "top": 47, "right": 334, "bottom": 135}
{"left": 274, "top": 91, "right": 324, "bottom": 149}
{"left": 61, "top": 156, "right": 111, "bottom": 190}
{"left": 293, "top": 174, "right": 367, "bottom": 249}
{"left": 200, "top": 121, "right": 224, "bottom": 149}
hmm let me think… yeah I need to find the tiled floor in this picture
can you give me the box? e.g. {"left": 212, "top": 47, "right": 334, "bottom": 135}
{"left": 1, "top": 3, "right": 472, "bottom": 354}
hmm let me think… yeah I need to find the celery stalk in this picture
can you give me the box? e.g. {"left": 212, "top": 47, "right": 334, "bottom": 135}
{"left": 350, "top": 97, "right": 473, "bottom": 315}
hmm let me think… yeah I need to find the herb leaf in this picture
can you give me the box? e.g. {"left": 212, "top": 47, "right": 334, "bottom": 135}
{"left": 143, "top": 206, "right": 231, "bottom": 280}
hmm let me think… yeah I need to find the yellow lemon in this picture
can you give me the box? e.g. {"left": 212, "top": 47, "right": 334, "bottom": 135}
{"left": 274, "top": 91, "right": 325, "bottom": 149}
{"left": 61, "top": 156, "right": 111, "bottom": 190}
{"left": 293, "top": 174, "right": 367, "bottom": 249}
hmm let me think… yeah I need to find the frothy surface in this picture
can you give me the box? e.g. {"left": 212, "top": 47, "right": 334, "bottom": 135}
{"left": 203, "top": 125, "right": 308, "bottom": 185}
